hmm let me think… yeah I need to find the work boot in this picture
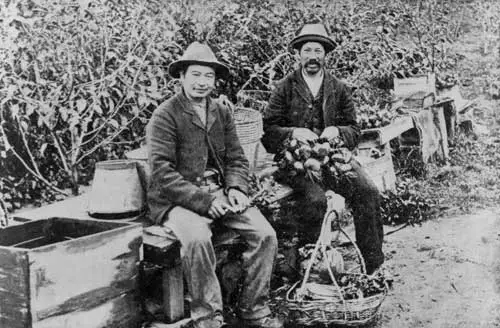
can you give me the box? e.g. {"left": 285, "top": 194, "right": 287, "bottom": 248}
{"left": 193, "top": 312, "right": 225, "bottom": 328}
{"left": 241, "top": 315, "right": 284, "bottom": 328}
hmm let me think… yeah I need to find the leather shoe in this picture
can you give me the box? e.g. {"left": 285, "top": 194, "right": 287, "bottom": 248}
{"left": 193, "top": 312, "right": 225, "bottom": 328}
{"left": 241, "top": 315, "right": 284, "bottom": 328}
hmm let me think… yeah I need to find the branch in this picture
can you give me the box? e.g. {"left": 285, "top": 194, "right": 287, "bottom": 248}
{"left": 0, "top": 121, "right": 69, "bottom": 196}
{"left": 16, "top": 117, "right": 42, "bottom": 176}
{"left": 75, "top": 111, "right": 143, "bottom": 165}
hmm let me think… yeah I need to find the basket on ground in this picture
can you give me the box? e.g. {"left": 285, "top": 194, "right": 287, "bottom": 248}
{"left": 286, "top": 191, "right": 387, "bottom": 327}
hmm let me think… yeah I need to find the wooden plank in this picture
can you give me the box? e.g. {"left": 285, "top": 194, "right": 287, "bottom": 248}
{"left": 0, "top": 248, "right": 30, "bottom": 328}
{"left": 15, "top": 193, "right": 90, "bottom": 222}
{"left": 378, "top": 115, "right": 414, "bottom": 145}
{"left": 360, "top": 115, "right": 414, "bottom": 148}
{"left": 162, "top": 265, "right": 184, "bottom": 323}
{"left": 0, "top": 220, "right": 46, "bottom": 246}
{"left": 432, "top": 107, "right": 450, "bottom": 160}
{"left": 148, "top": 318, "right": 192, "bottom": 328}
{"left": 32, "top": 291, "right": 140, "bottom": 328}
{"left": 28, "top": 223, "right": 142, "bottom": 323}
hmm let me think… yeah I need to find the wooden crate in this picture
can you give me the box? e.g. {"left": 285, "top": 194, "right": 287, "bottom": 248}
{"left": 356, "top": 143, "right": 396, "bottom": 192}
{"left": 0, "top": 217, "right": 142, "bottom": 328}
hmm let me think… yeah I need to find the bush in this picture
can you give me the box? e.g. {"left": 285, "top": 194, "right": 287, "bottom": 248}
{"left": 0, "top": 0, "right": 468, "bottom": 210}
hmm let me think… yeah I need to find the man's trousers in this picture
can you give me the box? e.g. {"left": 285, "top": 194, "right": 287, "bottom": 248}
{"left": 162, "top": 205, "right": 277, "bottom": 321}
{"left": 287, "top": 159, "right": 384, "bottom": 274}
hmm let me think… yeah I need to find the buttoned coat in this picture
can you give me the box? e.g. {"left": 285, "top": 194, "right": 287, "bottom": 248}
{"left": 146, "top": 91, "right": 249, "bottom": 225}
{"left": 262, "top": 68, "right": 360, "bottom": 153}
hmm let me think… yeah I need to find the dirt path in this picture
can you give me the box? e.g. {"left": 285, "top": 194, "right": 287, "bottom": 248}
{"left": 376, "top": 208, "right": 500, "bottom": 327}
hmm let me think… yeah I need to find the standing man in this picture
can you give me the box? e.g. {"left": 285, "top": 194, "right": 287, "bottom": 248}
{"left": 147, "top": 42, "right": 283, "bottom": 328}
{"left": 262, "top": 24, "right": 384, "bottom": 275}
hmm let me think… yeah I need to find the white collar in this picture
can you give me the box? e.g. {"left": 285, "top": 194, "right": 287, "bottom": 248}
{"left": 302, "top": 69, "right": 324, "bottom": 97}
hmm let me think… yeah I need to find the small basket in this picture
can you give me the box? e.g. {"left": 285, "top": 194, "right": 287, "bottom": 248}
{"left": 286, "top": 191, "right": 387, "bottom": 327}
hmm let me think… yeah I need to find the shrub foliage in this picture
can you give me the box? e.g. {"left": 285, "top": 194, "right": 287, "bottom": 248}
{"left": 0, "top": 0, "right": 466, "bottom": 210}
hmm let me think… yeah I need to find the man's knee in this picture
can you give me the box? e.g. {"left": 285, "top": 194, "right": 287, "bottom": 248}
{"left": 167, "top": 206, "right": 213, "bottom": 246}
{"left": 245, "top": 208, "right": 277, "bottom": 246}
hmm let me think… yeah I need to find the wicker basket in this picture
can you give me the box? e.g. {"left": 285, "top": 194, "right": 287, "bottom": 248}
{"left": 233, "top": 107, "right": 263, "bottom": 170}
{"left": 286, "top": 191, "right": 387, "bottom": 327}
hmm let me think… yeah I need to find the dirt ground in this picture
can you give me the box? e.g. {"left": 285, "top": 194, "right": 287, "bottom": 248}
{"left": 374, "top": 209, "right": 500, "bottom": 328}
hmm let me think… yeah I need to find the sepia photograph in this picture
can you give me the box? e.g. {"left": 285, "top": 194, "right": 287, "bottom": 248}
{"left": 0, "top": 0, "right": 499, "bottom": 327}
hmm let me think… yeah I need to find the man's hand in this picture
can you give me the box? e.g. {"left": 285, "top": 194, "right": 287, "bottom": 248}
{"left": 293, "top": 128, "right": 318, "bottom": 143}
{"left": 227, "top": 188, "right": 250, "bottom": 213}
{"left": 320, "top": 126, "right": 340, "bottom": 140}
{"left": 208, "top": 197, "right": 233, "bottom": 219}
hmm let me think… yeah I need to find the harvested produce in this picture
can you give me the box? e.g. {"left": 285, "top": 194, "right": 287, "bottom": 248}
{"left": 300, "top": 272, "right": 388, "bottom": 301}
{"left": 336, "top": 272, "right": 388, "bottom": 300}
{"left": 248, "top": 174, "right": 280, "bottom": 210}
{"left": 277, "top": 137, "right": 355, "bottom": 187}
{"left": 357, "top": 103, "right": 395, "bottom": 130}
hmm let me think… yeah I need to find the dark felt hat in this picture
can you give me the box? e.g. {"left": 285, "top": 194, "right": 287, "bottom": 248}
{"left": 168, "top": 42, "right": 230, "bottom": 79}
{"left": 289, "top": 23, "right": 336, "bottom": 53}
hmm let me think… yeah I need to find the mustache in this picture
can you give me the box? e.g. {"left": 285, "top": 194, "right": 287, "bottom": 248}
{"left": 305, "top": 59, "right": 321, "bottom": 66}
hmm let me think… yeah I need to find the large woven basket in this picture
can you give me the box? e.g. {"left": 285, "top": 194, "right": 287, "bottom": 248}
{"left": 286, "top": 191, "right": 387, "bottom": 327}
{"left": 233, "top": 106, "right": 263, "bottom": 144}
{"left": 233, "top": 107, "right": 263, "bottom": 170}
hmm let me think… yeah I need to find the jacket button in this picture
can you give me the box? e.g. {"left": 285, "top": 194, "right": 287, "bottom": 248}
{"left": 308, "top": 105, "right": 313, "bottom": 109}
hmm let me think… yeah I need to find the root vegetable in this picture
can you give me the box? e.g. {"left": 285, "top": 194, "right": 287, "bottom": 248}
{"left": 304, "top": 158, "right": 322, "bottom": 171}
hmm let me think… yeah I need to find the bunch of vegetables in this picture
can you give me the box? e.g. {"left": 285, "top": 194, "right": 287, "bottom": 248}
{"left": 337, "top": 272, "right": 388, "bottom": 300}
{"left": 277, "top": 137, "right": 354, "bottom": 187}
{"left": 248, "top": 174, "right": 279, "bottom": 210}
{"left": 357, "top": 104, "right": 395, "bottom": 130}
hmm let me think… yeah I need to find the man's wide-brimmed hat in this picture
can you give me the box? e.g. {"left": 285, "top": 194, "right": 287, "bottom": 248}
{"left": 168, "top": 42, "right": 230, "bottom": 79}
{"left": 289, "top": 23, "right": 336, "bottom": 53}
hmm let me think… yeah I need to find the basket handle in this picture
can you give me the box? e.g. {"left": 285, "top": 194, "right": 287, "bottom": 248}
{"left": 296, "top": 191, "right": 345, "bottom": 299}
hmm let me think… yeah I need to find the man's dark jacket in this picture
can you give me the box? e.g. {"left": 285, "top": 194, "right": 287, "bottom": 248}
{"left": 146, "top": 92, "right": 249, "bottom": 225}
{"left": 262, "top": 68, "right": 360, "bottom": 153}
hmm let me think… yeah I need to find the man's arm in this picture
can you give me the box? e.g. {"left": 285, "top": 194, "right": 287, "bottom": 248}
{"left": 221, "top": 104, "right": 249, "bottom": 195}
{"left": 262, "top": 81, "right": 295, "bottom": 153}
{"left": 147, "top": 109, "right": 215, "bottom": 216}
{"left": 334, "top": 83, "right": 360, "bottom": 150}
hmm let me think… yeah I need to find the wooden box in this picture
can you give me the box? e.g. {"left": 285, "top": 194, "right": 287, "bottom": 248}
{"left": 356, "top": 143, "right": 396, "bottom": 192}
{"left": 0, "top": 217, "right": 142, "bottom": 328}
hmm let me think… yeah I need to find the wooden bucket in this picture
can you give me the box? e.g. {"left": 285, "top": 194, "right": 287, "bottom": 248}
{"left": 87, "top": 160, "right": 146, "bottom": 218}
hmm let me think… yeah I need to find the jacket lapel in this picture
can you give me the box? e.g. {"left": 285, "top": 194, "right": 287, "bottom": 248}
{"left": 177, "top": 92, "right": 207, "bottom": 131}
{"left": 322, "top": 71, "right": 335, "bottom": 125}
{"left": 206, "top": 99, "right": 217, "bottom": 132}
{"left": 292, "top": 70, "right": 311, "bottom": 104}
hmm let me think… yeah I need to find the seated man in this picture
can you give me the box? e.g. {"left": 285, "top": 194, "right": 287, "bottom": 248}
{"left": 262, "top": 24, "right": 384, "bottom": 275}
{"left": 146, "top": 42, "right": 283, "bottom": 328}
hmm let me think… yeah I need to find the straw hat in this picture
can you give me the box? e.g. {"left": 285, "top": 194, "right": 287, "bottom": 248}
{"left": 168, "top": 42, "right": 230, "bottom": 79}
{"left": 289, "top": 23, "right": 336, "bottom": 53}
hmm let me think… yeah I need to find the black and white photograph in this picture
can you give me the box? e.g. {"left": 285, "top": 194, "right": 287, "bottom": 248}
{"left": 0, "top": 0, "right": 499, "bottom": 327}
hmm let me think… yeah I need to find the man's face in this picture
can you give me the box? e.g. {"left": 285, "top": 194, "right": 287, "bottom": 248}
{"left": 299, "top": 42, "right": 326, "bottom": 75}
{"left": 180, "top": 65, "right": 216, "bottom": 100}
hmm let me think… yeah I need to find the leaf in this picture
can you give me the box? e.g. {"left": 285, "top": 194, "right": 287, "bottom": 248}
{"left": 40, "top": 143, "right": 48, "bottom": 157}
{"left": 76, "top": 99, "right": 86, "bottom": 112}
{"left": 109, "top": 119, "right": 119, "bottom": 130}
{"left": 20, "top": 120, "right": 28, "bottom": 131}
